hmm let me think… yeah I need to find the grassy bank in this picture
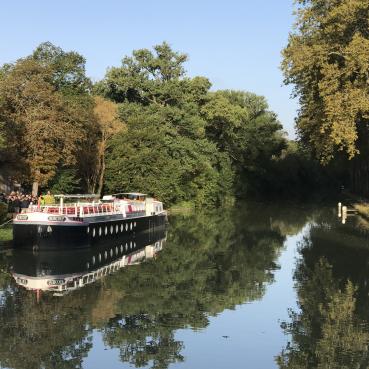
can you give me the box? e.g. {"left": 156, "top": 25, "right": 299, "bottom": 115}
{"left": 0, "top": 226, "right": 12, "bottom": 242}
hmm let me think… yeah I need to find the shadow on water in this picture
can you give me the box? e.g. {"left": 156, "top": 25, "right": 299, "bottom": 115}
{"left": 0, "top": 202, "right": 315, "bottom": 369}
{"left": 277, "top": 206, "right": 369, "bottom": 369}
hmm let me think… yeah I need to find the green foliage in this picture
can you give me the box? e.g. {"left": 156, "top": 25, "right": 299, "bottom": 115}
{"left": 202, "top": 90, "right": 286, "bottom": 194}
{"left": 0, "top": 227, "right": 12, "bottom": 242}
{"left": 32, "top": 41, "right": 92, "bottom": 95}
{"left": 0, "top": 43, "right": 96, "bottom": 189}
{"left": 101, "top": 43, "right": 285, "bottom": 205}
{"left": 0, "top": 202, "right": 7, "bottom": 224}
{"left": 105, "top": 107, "right": 231, "bottom": 206}
{"left": 0, "top": 41, "right": 291, "bottom": 203}
{"left": 282, "top": 0, "right": 369, "bottom": 195}
{"left": 48, "top": 169, "right": 81, "bottom": 194}
{"left": 101, "top": 43, "right": 238, "bottom": 206}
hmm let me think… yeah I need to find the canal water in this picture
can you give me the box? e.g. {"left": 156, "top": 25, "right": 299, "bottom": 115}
{"left": 1, "top": 202, "right": 369, "bottom": 369}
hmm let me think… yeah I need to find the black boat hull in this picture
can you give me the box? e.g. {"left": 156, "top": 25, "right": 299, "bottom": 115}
{"left": 13, "top": 213, "right": 167, "bottom": 250}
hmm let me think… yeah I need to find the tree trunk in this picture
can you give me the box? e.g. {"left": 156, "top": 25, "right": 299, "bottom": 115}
{"left": 32, "top": 181, "right": 39, "bottom": 197}
{"left": 97, "top": 151, "right": 105, "bottom": 196}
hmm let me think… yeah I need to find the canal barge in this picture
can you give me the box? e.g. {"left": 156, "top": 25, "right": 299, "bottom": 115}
{"left": 12, "top": 193, "right": 166, "bottom": 249}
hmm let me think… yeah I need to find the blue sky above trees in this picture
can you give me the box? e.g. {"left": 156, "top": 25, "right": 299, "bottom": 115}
{"left": 0, "top": 0, "right": 297, "bottom": 137}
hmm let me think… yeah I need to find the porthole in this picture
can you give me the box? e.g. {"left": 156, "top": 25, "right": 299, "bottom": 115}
{"left": 110, "top": 225, "right": 113, "bottom": 234}
{"left": 134, "top": 221, "right": 136, "bottom": 228}
{"left": 99, "top": 227, "right": 102, "bottom": 236}
{"left": 92, "top": 256, "right": 96, "bottom": 265}
{"left": 104, "top": 251, "right": 108, "bottom": 260}
{"left": 87, "top": 227, "right": 90, "bottom": 234}
{"left": 130, "top": 241, "right": 133, "bottom": 249}
{"left": 120, "top": 224, "right": 124, "bottom": 232}
{"left": 92, "top": 228, "right": 96, "bottom": 237}
{"left": 105, "top": 226, "right": 108, "bottom": 235}
{"left": 125, "top": 223, "right": 128, "bottom": 231}
{"left": 130, "top": 223, "right": 133, "bottom": 230}
{"left": 134, "top": 242, "right": 136, "bottom": 247}
{"left": 115, "top": 225, "right": 119, "bottom": 233}
{"left": 115, "top": 246, "right": 118, "bottom": 255}
{"left": 86, "top": 262, "right": 90, "bottom": 269}
{"left": 120, "top": 244, "right": 123, "bottom": 252}
{"left": 125, "top": 243, "right": 128, "bottom": 251}
{"left": 110, "top": 249, "right": 113, "bottom": 257}
{"left": 99, "top": 253, "right": 102, "bottom": 262}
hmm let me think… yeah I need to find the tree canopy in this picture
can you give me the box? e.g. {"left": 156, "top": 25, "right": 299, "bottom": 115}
{"left": 0, "top": 41, "right": 287, "bottom": 203}
{"left": 282, "top": 0, "right": 369, "bottom": 162}
{"left": 99, "top": 43, "right": 286, "bottom": 205}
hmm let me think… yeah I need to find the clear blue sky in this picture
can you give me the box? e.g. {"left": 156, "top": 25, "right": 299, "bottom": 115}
{"left": 0, "top": 0, "right": 298, "bottom": 137}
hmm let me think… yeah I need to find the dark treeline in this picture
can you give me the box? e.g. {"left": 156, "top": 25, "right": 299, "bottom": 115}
{"left": 0, "top": 41, "right": 341, "bottom": 207}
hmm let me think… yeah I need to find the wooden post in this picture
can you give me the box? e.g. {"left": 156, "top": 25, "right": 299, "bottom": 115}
{"left": 342, "top": 206, "right": 347, "bottom": 224}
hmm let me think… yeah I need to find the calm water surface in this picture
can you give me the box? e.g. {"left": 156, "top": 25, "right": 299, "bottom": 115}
{"left": 1, "top": 202, "right": 369, "bottom": 369}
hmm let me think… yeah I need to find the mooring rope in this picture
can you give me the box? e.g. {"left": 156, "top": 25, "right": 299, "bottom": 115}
{"left": 0, "top": 218, "right": 13, "bottom": 228}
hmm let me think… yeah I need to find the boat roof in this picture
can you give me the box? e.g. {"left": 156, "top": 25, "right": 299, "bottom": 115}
{"left": 111, "top": 192, "right": 147, "bottom": 196}
{"left": 54, "top": 194, "right": 99, "bottom": 199}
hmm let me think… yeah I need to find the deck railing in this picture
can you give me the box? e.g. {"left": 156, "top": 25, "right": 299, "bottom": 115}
{"left": 24, "top": 201, "right": 146, "bottom": 217}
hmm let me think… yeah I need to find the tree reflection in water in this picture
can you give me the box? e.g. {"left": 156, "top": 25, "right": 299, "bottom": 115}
{"left": 0, "top": 203, "right": 310, "bottom": 369}
{"left": 277, "top": 211, "right": 369, "bottom": 369}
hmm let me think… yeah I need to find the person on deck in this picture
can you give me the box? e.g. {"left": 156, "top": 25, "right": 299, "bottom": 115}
{"left": 38, "top": 195, "right": 46, "bottom": 207}
{"left": 20, "top": 195, "right": 30, "bottom": 210}
{"left": 43, "top": 191, "right": 55, "bottom": 205}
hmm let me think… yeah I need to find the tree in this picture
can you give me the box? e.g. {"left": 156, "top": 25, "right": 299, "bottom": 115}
{"left": 32, "top": 41, "right": 92, "bottom": 95}
{"left": 282, "top": 0, "right": 369, "bottom": 193}
{"left": 202, "top": 90, "right": 286, "bottom": 195}
{"left": 100, "top": 43, "right": 233, "bottom": 206}
{"left": 0, "top": 59, "right": 82, "bottom": 193}
{"left": 105, "top": 106, "right": 229, "bottom": 206}
{"left": 91, "top": 96, "right": 124, "bottom": 195}
{"left": 0, "top": 43, "right": 96, "bottom": 195}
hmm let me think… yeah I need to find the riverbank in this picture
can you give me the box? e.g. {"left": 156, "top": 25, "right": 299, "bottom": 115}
{"left": 0, "top": 226, "right": 12, "bottom": 243}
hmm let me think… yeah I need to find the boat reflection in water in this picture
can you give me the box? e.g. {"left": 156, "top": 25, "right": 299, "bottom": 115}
{"left": 11, "top": 227, "right": 166, "bottom": 296}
